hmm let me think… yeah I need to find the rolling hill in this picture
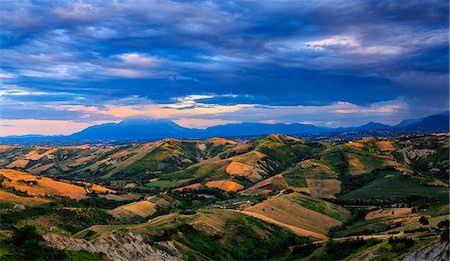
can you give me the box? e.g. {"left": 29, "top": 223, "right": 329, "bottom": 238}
{"left": 70, "top": 209, "right": 312, "bottom": 260}
{"left": 1, "top": 134, "right": 448, "bottom": 202}
{"left": 0, "top": 169, "right": 120, "bottom": 206}
{"left": 240, "top": 192, "right": 351, "bottom": 240}
{"left": 0, "top": 138, "right": 237, "bottom": 182}
{"left": 0, "top": 133, "right": 448, "bottom": 260}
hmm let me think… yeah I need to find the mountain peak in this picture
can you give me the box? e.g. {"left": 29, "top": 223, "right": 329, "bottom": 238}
{"left": 69, "top": 118, "right": 191, "bottom": 140}
{"left": 119, "top": 118, "right": 177, "bottom": 125}
{"left": 355, "top": 122, "right": 391, "bottom": 131}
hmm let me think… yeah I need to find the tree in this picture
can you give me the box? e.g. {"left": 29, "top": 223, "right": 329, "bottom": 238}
{"left": 12, "top": 225, "right": 43, "bottom": 247}
{"left": 419, "top": 216, "right": 429, "bottom": 226}
{"left": 441, "top": 228, "right": 449, "bottom": 242}
{"left": 11, "top": 225, "right": 66, "bottom": 260}
{"left": 437, "top": 220, "right": 449, "bottom": 229}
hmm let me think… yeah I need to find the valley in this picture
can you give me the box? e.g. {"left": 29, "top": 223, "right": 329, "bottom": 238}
{"left": 0, "top": 133, "right": 448, "bottom": 260}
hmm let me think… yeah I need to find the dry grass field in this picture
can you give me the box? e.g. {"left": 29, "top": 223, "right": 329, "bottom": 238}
{"left": 243, "top": 194, "right": 343, "bottom": 238}
{"left": 238, "top": 210, "right": 328, "bottom": 240}
{"left": 174, "top": 183, "right": 202, "bottom": 191}
{"left": 225, "top": 142, "right": 253, "bottom": 154}
{"left": 0, "top": 169, "right": 87, "bottom": 200}
{"left": 81, "top": 141, "right": 163, "bottom": 178}
{"left": 226, "top": 161, "right": 254, "bottom": 176}
{"left": 190, "top": 209, "right": 237, "bottom": 235}
{"left": 295, "top": 160, "right": 338, "bottom": 178}
{"left": 99, "top": 193, "right": 139, "bottom": 201}
{"left": 205, "top": 180, "right": 244, "bottom": 191}
{"left": 90, "top": 184, "right": 115, "bottom": 194}
{"left": 206, "top": 138, "right": 237, "bottom": 145}
{"left": 347, "top": 141, "right": 365, "bottom": 148}
{"left": 7, "top": 159, "right": 30, "bottom": 168}
{"left": 0, "top": 190, "right": 49, "bottom": 206}
{"left": 75, "top": 182, "right": 117, "bottom": 194}
{"left": 376, "top": 140, "right": 395, "bottom": 151}
{"left": 305, "top": 178, "right": 341, "bottom": 198}
{"left": 242, "top": 175, "right": 288, "bottom": 195}
{"left": 25, "top": 148, "right": 57, "bottom": 160}
{"left": 0, "top": 145, "right": 17, "bottom": 150}
{"left": 222, "top": 151, "right": 267, "bottom": 182}
{"left": 108, "top": 200, "right": 157, "bottom": 218}
{"left": 231, "top": 150, "right": 266, "bottom": 165}
{"left": 365, "top": 208, "right": 413, "bottom": 220}
{"left": 348, "top": 158, "right": 369, "bottom": 175}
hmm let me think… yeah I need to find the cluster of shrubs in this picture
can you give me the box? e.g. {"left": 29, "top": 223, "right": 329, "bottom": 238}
{"left": 327, "top": 208, "right": 372, "bottom": 237}
{"left": 2, "top": 186, "right": 31, "bottom": 197}
{"left": 388, "top": 237, "right": 415, "bottom": 253}
{"left": 1, "top": 225, "right": 104, "bottom": 260}
{"left": 0, "top": 203, "right": 116, "bottom": 233}
{"left": 438, "top": 220, "right": 449, "bottom": 242}
{"left": 314, "top": 238, "right": 381, "bottom": 260}
{"left": 331, "top": 195, "right": 441, "bottom": 210}
{"left": 404, "top": 227, "right": 432, "bottom": 234}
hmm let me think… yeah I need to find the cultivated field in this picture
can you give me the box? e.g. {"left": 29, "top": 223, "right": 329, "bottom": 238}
{"left": 109, "top": 200, "right": 157, "bottom": 218}
{"left": 0, "top": 169, "right": 87, "bottom": 200}
{"left": 243, "top": 193, "right": 347, "bottom": 239}
{"left": 205, "top": 180, "right": 244, "bottom": 191}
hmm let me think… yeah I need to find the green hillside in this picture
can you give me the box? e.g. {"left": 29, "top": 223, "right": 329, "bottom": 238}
{"left": 342, "top": 170, "right": 449, "bottom": 203}
{"left": 77, "top": 209, "right": 312, "bottom": 260}
{"left": 114, "top": 139, "right": 235, "bottom": 180}
{"left": 0, "top": 134, "right": 448, "bottom": 260}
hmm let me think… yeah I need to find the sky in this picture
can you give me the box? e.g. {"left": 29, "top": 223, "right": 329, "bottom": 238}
{"left": 0, "top": 0, "right": 448, "bottom": 136}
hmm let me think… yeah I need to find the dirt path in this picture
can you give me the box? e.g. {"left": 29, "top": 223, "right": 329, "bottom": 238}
{"left": 232, "top": 210, "right": 328, "bottom": 240}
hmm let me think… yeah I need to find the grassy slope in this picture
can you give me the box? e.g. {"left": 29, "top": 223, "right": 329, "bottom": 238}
{"left": 289, "top": 193, "right": 351, "bottom": 222}
{"left": 242, "top": 193, "right": 351, "bottom": 238}
{"left": 341, "top": 171, "right": 449, "bottom": 203}
{"left": 251, "top": 135, "right": 326, "bottom": 175}
{"left": 78, "top": 209, "right": 311, "bottom": 260}
{"left": 159, "top": 135, "right": 327, "bottom": 191}
{"left": 116, "top": 139, "right": 235, "bottom": 180}
{"left": 0, "top": 203, "right": 117, "bottom": 235}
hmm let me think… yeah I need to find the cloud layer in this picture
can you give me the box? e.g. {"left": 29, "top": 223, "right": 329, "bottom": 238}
{"left": 0, "top": 0, "right": 448, "bottom": 135}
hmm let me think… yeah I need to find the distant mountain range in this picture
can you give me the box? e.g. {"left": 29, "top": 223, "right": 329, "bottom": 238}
{"left": 1, "top": 112, "right": 448, "bottom": 145}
